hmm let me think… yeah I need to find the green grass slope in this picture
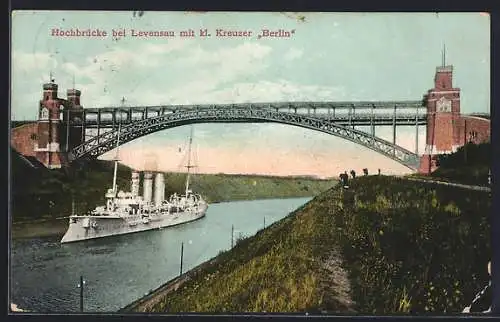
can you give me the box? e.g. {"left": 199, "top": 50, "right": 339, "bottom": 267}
{"left": 133, "top": 175, "right": 490, "bottom": 314}
{"left": 331, "top": 176, "right": 490, "bottom": 314}
{"left": 138, "top": 193, "right": 354, "bottom": 313}
{"left": 164, "top": 172, "right": 334, "bottom": 204}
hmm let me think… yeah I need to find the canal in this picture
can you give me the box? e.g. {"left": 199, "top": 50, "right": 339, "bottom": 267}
{"left": 10, "top": 197, "right": 311, "bottom": 313}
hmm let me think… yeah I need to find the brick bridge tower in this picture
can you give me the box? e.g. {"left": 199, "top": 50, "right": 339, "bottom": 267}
{"left": 419, "top": 49, "right": 491, "bottom": 175}
{"left": 63, "top": 80, "right": 85, "bottom": 152}
{"left": 34, "top": 75, "right": 64, "bottom": 168}
{"left": 32, "top": 75, "right": 85, "bottom": 168}
{"left": 419, "top": 54, "right": 462, "bottom": 174}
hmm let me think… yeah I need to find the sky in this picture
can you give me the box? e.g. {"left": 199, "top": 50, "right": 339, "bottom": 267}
{"left": 11, "top": 11, "right": 490, "bottom": 178}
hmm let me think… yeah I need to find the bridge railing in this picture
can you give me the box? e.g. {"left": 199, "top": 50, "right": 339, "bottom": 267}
{"left": 82, "top": 113, "right": 427, "bottom": 122}
{"left": 83, "top": 100, "right": 425, "bottom": 112}
{"left": 80, "top": 105, "right": 428, "bottom": 125}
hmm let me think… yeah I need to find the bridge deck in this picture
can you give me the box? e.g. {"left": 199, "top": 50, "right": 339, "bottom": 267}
{"left": 83, "top": 100, "right": 426, "bottom": 113}
{"left": 75, "top": 102, "right": 429, "bottom": 128}
{"left": 82, "top": 114, "right": 428, "bottom": 127}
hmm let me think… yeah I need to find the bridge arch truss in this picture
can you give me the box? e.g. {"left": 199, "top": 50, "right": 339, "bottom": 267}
{"left": 69, "top": 108, "right": 420, "bottom": 170}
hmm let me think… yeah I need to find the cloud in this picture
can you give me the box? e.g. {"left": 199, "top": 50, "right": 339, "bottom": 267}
{"left": 52, "top": 39, "right": 194, "bottom": 106}
{"left": 53, "top": 41, "right": 273, "bottom": 107}
{"left": 167, "top": 42, "right": 273, "bottom": 98}
{"left": 284, "top": 47, "right": 303, "bottom": 61}
{"left": 176, "top": 42, "right": 272, "bottom": 67}
{"left": 11, "top": 51, "right": 58, "bottom": 72}
{"left": 116, "top": 79, "right": 347, "bottom": 126}
{"left": 11, "top": 41, "right": 325, "bottom": 118}
{"left": 192, "top": 80, "right": 346, "bottom": 104}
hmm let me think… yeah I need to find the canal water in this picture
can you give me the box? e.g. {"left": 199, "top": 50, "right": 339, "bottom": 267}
{"left": 10, "top": 197, "right": 311, "bottom": 313}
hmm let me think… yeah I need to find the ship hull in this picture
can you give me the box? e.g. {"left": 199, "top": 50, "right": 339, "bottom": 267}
{"left": 60, "top": 204, "right": 208, "bottom": 244}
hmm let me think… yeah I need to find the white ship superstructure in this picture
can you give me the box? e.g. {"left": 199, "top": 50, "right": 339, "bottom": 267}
{"left": 60, "top": 125, "right": 207, "bottom": 243}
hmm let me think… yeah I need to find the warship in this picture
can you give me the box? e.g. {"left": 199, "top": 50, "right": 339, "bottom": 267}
{"left": 60, "top": 125, "right": 208, "bottom": 243}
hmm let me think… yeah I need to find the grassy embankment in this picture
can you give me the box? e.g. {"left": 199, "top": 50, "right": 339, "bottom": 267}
{"left": 10, "top": 151, "right": 335, "bottom": 238}
{"left": 163, "top": 172, "right": 334, "bottom": 204}
{"left": 127, "top": 175, "right": 490, "bottom": 314}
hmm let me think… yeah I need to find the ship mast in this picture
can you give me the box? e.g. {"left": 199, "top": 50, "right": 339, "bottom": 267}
{"left": 112, "top": 97, "right": 125, "bottom": 194}
{"left": 184, "top": 125, "right": 195, "bottom": 196}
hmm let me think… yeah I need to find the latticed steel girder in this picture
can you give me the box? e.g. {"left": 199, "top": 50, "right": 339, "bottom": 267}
{"left": 83, "top": 100, "right": 425, "bottom": 114}
{"left": 83, "top": 113, "right": 427, "bottom": 127}
{"left": 70, "top": 108, "right": 420, "bottom": 169}
{"left": 82, "top": 101, "right": 426, "bottom": 126}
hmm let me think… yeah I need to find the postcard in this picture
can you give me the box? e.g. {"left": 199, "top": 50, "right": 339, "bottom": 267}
{"left": 10, "top": 11, "right": 491, "bottom": 315}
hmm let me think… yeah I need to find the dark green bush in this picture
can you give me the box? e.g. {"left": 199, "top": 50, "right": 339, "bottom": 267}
{"left": 433, "top": 143, "right": 490, "bottom": 186}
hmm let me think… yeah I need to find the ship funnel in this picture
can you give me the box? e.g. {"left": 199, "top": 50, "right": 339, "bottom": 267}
{"left": 154, "top": 172, "right": 165, "bottom": 207}
{"left": 131, "top": 171, "right": 140, "bottom": 197}
{"left": 143, "top": 172, "right": 153, "bottom": 203}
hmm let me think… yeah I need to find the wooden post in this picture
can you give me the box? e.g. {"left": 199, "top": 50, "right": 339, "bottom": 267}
{"left": 79, "top": 275, "right": 84, "bottom": 312}
{"left": 231, "top": 225, "right": 234, "bottom": 248}
{"left": 263, "top": 217, "right": 266, "bottom": 229}
{"left": 179, "top": 242, "right": 184, "bottom": 276}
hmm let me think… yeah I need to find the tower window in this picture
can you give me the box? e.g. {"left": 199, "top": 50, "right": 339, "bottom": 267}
{"left": 40, "top": 107, "right": 49, "bottom": 120}
{"left": 59, "top": 105, "right": 65, "bottom": 121}
{"left": 468, "top": 131, "right": 478, "bottom": 142}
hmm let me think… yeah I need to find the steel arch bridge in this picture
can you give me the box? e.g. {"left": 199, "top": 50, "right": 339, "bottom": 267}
{"left": 69, "top": 107, "right": 421, "bottom": 170}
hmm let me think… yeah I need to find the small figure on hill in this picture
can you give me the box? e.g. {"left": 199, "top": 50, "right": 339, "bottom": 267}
{"left": 339, "top": 172, "right": 349, "bottom": 189}
{"left": 363, "top": 168, "right": 368, "bottom": 176}
{"left": 350, "top": 170, "right": 356, "bottom": 179}
{"left": 378, "top": 168, "right": 381, "bottom": 175}
{"left": 462, "top": 261, "right": 492, "bottom": 313}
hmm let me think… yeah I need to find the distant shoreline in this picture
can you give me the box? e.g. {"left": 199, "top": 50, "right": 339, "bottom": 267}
{"left": 11, "top": 218, "right": 68, "bottom": 240}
